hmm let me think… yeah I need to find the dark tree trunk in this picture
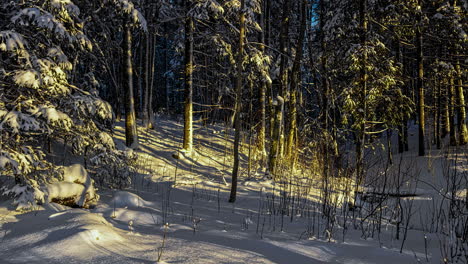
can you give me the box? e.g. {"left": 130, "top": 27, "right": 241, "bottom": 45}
{"left": 286, "top": 0, "right": 307, "bottom": 162}
{"left": 143, "top": 33, "right": 150, "bottom": 127}
{"left": 356, "top": 0, "right": 368, "bottom": 185}
{"left": 229, "top": 0, "right": 246, "bottom": 203}
{"left": 269, "top": 0, "right": 290, "bottom": 177}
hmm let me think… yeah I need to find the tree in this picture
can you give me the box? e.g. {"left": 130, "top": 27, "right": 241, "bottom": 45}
{"left": 416, "top": 0, "right": 425, "bottom": 156}
{"left": 229, "top": 0, "right": 246, "bottom": 203}
{"left": 123, "top": 22, "right": 139, "bottom": 148}
{"left": 268, "top": 0, "right": 290, "bottom": 178}
{"left": 0, "top": 0, "right": 144, "bottom": 208}
{"left": 183, "top": 0, "right": 194, "bottom": 152}
{"left": 286, "top": 0, "right": 307, "bottom": 163}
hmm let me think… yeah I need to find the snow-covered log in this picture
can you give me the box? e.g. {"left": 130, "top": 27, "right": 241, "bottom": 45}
{"left": 43, "top": 164, "right": 99, "bottom": 208}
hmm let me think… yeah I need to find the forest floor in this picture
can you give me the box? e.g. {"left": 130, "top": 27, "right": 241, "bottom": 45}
{"left": 0, "top": 116, "right": 466, "bottom": 263}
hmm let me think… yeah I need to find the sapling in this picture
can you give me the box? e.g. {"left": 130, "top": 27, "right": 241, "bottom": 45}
{"left": 157, "top": 223, "right": 169, "bottom": 263}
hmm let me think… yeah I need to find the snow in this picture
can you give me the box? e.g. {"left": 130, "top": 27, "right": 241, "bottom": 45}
{"left": 109, "top": 191, "right": 152, "bottom": 208}
{"left": 13, "top": 70, "right": 40, "bottom": 89}
{"left": 0, "top": 118, "right": 464, "bottom": 263}
{"left": 63, "top": 164, "right": 89, "bottom": 184}
{"left": 41, "top": 164, "right": 98, "bottom": 208}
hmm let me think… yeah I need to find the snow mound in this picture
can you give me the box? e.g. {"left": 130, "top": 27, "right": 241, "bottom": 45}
{"left": 110, "top": 191, "right": 151, "bottom": 208}
{"left": 63, "top": 163, "right": 89, "bottom": 183}
{"left": 1, "top": 208, "right": 128, "bottom": 263}
{"left": 43, "top": 163, "right": 99, "bottom": 208}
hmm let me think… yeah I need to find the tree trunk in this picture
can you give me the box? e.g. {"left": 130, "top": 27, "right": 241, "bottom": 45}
{"left": 123, "top": 23, "right": 139, "bottom": 148}
{"left": 443, "top": 78, "right": 450, "bottom": 138}
{"left": 456, "top": 57, "right": 467, "bottom": 145}
{"left": 450, "top": 77, "right": 457, "bottom": 146}
{"left": 436, "top": 79, "right": 442, "bottom": 149}
{"left": 269, "top": 96, "right": 284, "bottom": 179}
{"left": 286, "top": 0, "right": 307, "bottom": 163}
{"left": 269, "top": 0, "right": 290, "bottom": 177}
{"left": 320, "top": 0, "right": 329, "bottom": 131}
{"left": 229, "top": 0, "right": 246, "bottom": 203}
{"left": 143, "top": 33, "right": 150, "bottom": 127}
{"left": 256, "top": 0, "right": 267, "bottom": 167}
{"left": 356, "top": 0, "right": 368, "bottom": 185}
{"left": 148, "top": 33, "right": 156, "bottom": 129}
{"left": 396, "top": 37, "right": 407, "bottom": 153}
{"left": 417, "top": 0, "right": 425, "bottom": 156}
{"left": 183, "top": 5, "right": 194, "bottom": 152}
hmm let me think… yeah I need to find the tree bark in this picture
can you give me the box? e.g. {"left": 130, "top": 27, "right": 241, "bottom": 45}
{"left": 456, "top": 57, "right": 467, "bottom": 145}
{"left": 286, "top": 0, "right": 306, "bottom": 162}
{"left": 356, "top": 0, "right": 368, "bottom": 185}
{"left": 269, "top": 0, "right": 290, "bottom": 177}
{"left": 143, "top": 33, "right": 150, "bottom": 127}
{"left": 183, "top": 3, "right": 194, "bottom": 152}
{"left": 417, "top": 0, "right": 425, "bottom": 156}
{"left": 123, "top": 23, "right": 139, "bottom": 148}
{"left": 229, "top": 0, "right": 246, "bottom": 203}
{"left": 449, "top": 77, "right": 457, "bottom": 146}
{"left": 257, "top": 0, "right": 267, "bottom": 167}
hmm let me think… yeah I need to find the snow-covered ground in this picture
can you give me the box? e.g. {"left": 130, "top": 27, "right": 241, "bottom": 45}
{"left": 0, "top": 117, "right": 465, "bottom": 263}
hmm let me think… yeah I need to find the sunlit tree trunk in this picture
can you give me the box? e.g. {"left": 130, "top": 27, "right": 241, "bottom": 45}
{"left": 123, "top": 23, "right": 139, "bottom": 148}
{"left": 443, "top": 78, "right": 450, "bottom": 139}
{"left": 416, "top": 0, "right": 425, "bottom": 156}
{"left": 257, "top": 0, "right": 267, "bottom": 167}
{"left": 229, "top": 0, "right": 246, "bottom": 203}
{"left": 449, "top": 77, "right": 457, "bottom": 146}
{"left": 183, "top": 3, "right": 194, "bottom": 152}
{"left": 456, "top": 57, "right": 467, "bottom": 145}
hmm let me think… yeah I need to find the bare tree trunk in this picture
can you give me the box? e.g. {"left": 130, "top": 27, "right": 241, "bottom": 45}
{"left": 269, "top": 96, "right": 284, "bottom": 179}
{"left": 456, "top": 57, "right": 467, "bottom": 145}
{"left": 148, "top": 33, "right": 156, "bottom": 129}
{"left": 417, "top": 0, "right": 425, "bottom": 156}
{"left": 135, "top": 34, "right": 143, "bottom": 118}
{"left": 320, "top": 0, "right": 329, "bottom": 131}
{"left": 286, "top": 0, "right": 307, "bottom": 163}
{"left": 164, "top": 23, "right": 170, "bottom": 112}
{"left": 183, "top": 4, "right": 194, "bottom": 152}
{"left": 123, "top": 23, "right": 139, "bottom": 148}
{"left": 443, "top": 78, "right": 450, "bottom": 138}
{"left": 229, "top": 0, "right": 246, "bottom": 203}
{"left": 450, "top": 77, "right": 457, "bottom": 146}
{"left": 396, "top": 37, "right": 407, "bottom": 153}
{"left": 257, "top": 0, "right": 267, "bottom": 167}
{"left": 269, "top": 0, "right": 290, "bottom": 177}
{"left": 143, "top": 33, "right": 150, "bottom": 127}
{"left": 356, "top": 0, "right": 368, "bottom": 185}
{"left": 436, "top": 79, "right": 442, "bottom": 149}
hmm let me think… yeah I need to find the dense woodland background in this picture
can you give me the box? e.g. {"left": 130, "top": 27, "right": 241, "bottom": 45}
{"left": 0, "top": 0, "right": 467, "bottom": 205}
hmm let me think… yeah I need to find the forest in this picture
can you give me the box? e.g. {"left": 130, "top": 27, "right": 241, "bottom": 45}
{"left": 0, "top": 0, "right": 467, "bottom": 263}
